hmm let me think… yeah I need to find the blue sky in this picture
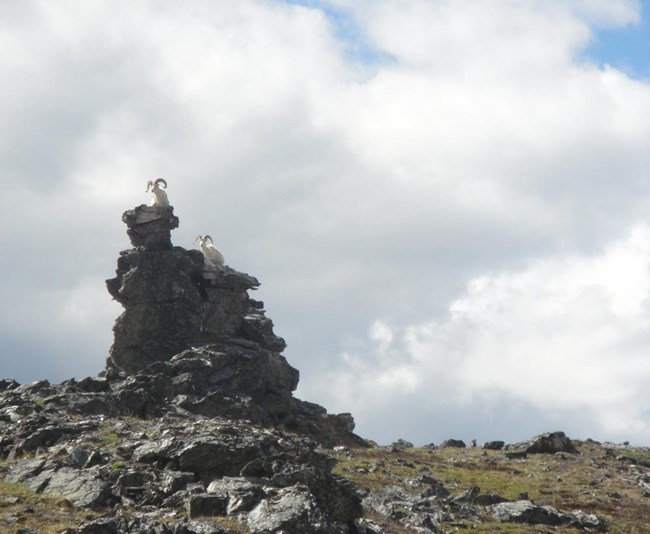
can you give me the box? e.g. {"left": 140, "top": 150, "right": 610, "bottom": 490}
{"left": 586, "top": 0, "right": 650, "bottom": 78}
{"left": 283, "top": 0, "right": 395, "bottom": 64}
{"left": 285, "top": 0, "right": 650, "bottom": 78}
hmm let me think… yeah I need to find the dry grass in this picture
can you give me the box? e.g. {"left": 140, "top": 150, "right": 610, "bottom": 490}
{"left": 331, "top": 440, "right": 650, "bottom": 533}
{"left": 0, "top": 477, "right": 100, "bottom": 533}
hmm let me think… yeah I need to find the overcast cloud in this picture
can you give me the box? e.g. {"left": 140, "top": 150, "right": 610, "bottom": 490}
{"left": 1, "top": 0, "right": 650, "bottom": 445}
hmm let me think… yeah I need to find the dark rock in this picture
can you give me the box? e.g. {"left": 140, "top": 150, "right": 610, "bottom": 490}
{"left": 76, "top": 517, "right": 123, "bottom": 534}
{"left": 419, "top": 475, "right": 450, "bottom": 499}
{"left": 4, "top": 458, "right": 47, "bottom": 484}
{"left": 122, "top": 205, "right": 179, "bottom": 249}
{"left": 0, "top": 378, "right": 19, "bottom": 391}
{"left": 64, "top": 447, "right": 91, "bottom": 467}
{"left": 206, "top": 477, "right": 265, "bottom": 515}
{"left": 161, "top": 471, "right": 196, "bottom": 494}
{"left": 474, "top": 490, "right": 509, "bottom": 506}
{"left": 74, "top": 377, "right": 110, "bottom": 393}
{"left": 14, "top": 379, "right": 52, "bottom": 396}
{"left": 504, "top": 431, "right": 577, "bottom": 456}
{"left": 482, "top": 440, "right": 505, "bottom": 450}
{"left": 269, "top": 462, "right": 362, "bottom": 522}
{"left": 452, "top": 486, "right": 480, "bottom": 504}
{"left": 42, "top": 467, "right": 111, "bottom": 509}
{"left": 132, "top": 437, "right": 178, "bottom": 464}
{"left": 105, "top": 226, "right": 268, "bottom": 375}
{"left": 389, "top": 438, "right": 414, "bottom": 451}
{"left": 353, "top": 518, "right": 386, "bottom": 534}
{"left": 490, "top": 499, "right": 604, "bottom": 530}
{"left": 440, "top": 439, "right": 466, "bottom": 448}
{"left": 187, "top": 493, "right": 229, "bottom": 518}
{"left": 490, "top": 500, "right": 569, "bottom": 526}
{"left": 247, "top": 484, "right": 329, "bottom": 533}
{"left": 0, "top": 202, "right": 374, "bottom": 533}
{"left": 176, "top": 438, "right": 264, "bottom": 477}
{"left": 570, "top": 510, "right": 608, "bottom": 532}
{"left": 178, "top": 521, "right": 228, "bottom": 534}
{"left": 504, "top": 450, "right": 528, "bottom": 459}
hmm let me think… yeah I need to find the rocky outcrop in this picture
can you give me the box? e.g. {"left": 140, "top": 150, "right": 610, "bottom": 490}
{"left": 0, "top": 202, "right": 368, "bottom": 532}
{"left": 0, "top": 386, "right": 363, "bottom": 532}
{"left": 0, "top": 201, "right": 624, "bottom": 533}
{"left": 106, "top": 204, "right": 284, "bottom": 373}
{"left": 101, "top": 203, "right": 360, "bottom": 446}
{"left": 504, "top": 431, "right": 578, "bottom": 456}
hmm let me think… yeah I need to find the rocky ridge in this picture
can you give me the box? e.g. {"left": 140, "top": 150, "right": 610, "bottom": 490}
{"left": 1, "top": 204, "right": 649, "bottom": 533}
{"left": 1, "top": 203, "right": 366, "bottom": 533}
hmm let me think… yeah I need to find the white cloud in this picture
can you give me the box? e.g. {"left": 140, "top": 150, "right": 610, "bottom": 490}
{"left": 2, "top": 0, "right": 650, "bottom": 444}
{"left": 322, "top": 223, "right": 650, "bottom": 443}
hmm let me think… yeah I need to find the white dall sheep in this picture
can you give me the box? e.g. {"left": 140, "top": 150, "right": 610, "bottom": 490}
{"left": 146, "top": 178, "right": 170, "bottom": 207}
{"left": 195, "top": 234, "right": 225, "bottom": 268}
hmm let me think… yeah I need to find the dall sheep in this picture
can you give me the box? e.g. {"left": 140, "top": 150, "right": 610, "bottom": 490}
{"left": 195, "top": 234, "right": 225, "bottom": 268}
{"left": 146, "top": 178, "right": 169, "bottom": 207}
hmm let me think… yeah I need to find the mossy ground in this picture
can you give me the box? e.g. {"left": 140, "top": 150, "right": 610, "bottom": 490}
{"left": 331, "top": 440, "right": 650, "bottom": 533}
{"left": 0, "top": 476, "right": 100, "bottom": 534}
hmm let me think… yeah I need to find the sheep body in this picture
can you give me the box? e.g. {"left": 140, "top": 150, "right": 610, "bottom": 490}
{"left": 195, "top": 234, "right": 225, "bottom": 268}
{"left": 146, "top": 178, "right": 169, "bottom": 207}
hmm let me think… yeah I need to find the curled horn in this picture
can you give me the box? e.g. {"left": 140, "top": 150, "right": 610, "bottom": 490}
{"left": 154, "top": 178, "right": 167, "bottom": 189}
{"left": 203, "top": 235, "right": 214, "bottom": 243}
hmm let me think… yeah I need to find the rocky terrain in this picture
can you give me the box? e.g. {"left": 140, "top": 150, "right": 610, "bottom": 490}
{"left": 1, "top": 204, "right": 649, "bottom": 533}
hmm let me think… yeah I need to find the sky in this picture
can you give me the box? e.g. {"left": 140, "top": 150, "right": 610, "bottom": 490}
{"left": 1, "top": 0, "right": 650, "bottom": 446}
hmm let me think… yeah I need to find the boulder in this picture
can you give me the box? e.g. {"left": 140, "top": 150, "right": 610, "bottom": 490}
{"left": 490, "top": 500, "right": 570, "bottom": 526}
{"left": 490, "top": 500, "right": 605, "bottom": 530}
{"left": 247, "top": 484, "right": 330, "bottom": 534}
{"left": 100, "top": 204, "right": 361, "bottom": 447}
{"left": 504, "top": 431, "right": 578, "bottom": 456}
{"left": 42, "top": 467, "right": 111, "bottom": 509}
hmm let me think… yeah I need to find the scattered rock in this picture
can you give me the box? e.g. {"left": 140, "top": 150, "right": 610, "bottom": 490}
{"left": 0, "top": 202, "right": 629, "bottom": 533}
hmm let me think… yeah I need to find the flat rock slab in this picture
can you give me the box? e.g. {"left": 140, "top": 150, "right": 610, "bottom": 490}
{"left": 491, "top": 500, "right": 569, "bottom": 526}
{"left": 490, "top": 500, "right": 606, "bottom": 531}
{"left": 43, "top": 467, "right": 110, "bottom": 509}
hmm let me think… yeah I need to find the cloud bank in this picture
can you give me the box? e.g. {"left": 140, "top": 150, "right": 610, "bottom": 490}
{"left": 323, "top": 224, "right": 650, "bottom": 443}
{"left": 1, "top": 0, "right": 649, "bottom": 444}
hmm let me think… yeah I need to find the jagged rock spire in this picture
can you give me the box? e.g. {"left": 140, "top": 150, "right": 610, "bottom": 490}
{"left": 104, "top": 203, "right": 360, "bottom": 447}
{"left": 106, "top": 204, "right": 285, "bottom": 374}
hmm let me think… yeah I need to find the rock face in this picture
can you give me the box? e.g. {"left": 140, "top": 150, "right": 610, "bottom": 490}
{"left": 106, "top": 204, "right": 284, "bottom": 373}
{"left": 0, "top": 403, "right": 362, "bottom": 533}
{"left": 1, "top": 202, "right": 621, "bottom": 533}
{"left": 0, "top": 202, "right": 369, "bottom": 532}
{"left": 102, "top": 203, "right": 361, "bottom": 447}
{"left": 101, "top": 204, "right": 360, "bottom": 448}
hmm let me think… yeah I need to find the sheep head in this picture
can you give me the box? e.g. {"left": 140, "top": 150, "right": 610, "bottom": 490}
{"left": 146, "top": 178, "right": 168, "bottom": 192}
